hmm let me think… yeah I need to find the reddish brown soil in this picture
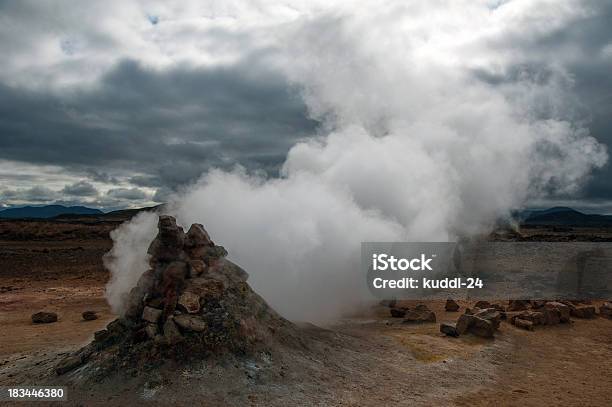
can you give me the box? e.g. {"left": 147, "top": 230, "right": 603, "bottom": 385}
{"left": 0, "top": 220, "right": 611, "bottom": 406}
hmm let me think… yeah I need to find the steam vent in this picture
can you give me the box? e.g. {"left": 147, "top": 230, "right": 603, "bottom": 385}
{"left": 55, "top": 215, "right": 293, "bottom": 376}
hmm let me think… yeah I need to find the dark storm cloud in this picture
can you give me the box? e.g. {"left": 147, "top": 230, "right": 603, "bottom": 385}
{"left": 61, "top": 181, "right": 98, "bottom": 197}
{"left": 0, "top": 57, "right": 318, "bottom": 193}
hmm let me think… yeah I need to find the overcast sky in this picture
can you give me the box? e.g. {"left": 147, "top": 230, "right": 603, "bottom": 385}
{"left": 0, "top": 0, "right": 611, "bottom": 212}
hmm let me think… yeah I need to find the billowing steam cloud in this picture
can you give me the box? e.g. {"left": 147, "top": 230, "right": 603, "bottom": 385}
{"left": 105, "top": 1, "right": 607, "bottom": 321}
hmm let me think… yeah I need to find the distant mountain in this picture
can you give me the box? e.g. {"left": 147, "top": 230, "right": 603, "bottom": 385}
{"left": 0, "top": 205, "right": 103, "bottom": 219}
{"left": 521, "top": 207, "right": 612, "bottom": 226}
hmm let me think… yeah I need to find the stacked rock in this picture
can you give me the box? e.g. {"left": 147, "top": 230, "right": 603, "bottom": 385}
{"left": 56, "top": 215, "right": 291, "bottom": 375}
{"left": 121, "top": 215, "right": 288, "bottom": 349}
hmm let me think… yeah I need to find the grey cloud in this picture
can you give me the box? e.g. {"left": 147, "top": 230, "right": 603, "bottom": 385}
{"left": 61, "top": 180, "right": 98, "bottom": 196}
{"left": 0, "top": 56, "right": 318, "bottom": 198}
{"left": 0, "top": 186, "right": 59, "bottom": 202}
{"left": 107, "top": 187, "right": 148, "bottom": 200}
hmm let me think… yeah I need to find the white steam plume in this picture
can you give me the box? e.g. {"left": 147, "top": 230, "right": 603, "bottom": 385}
{"left": 104, "top": 211, "right": 158, "bottom": 314}
{"left": 105, "top": 1, "right": 607, "bottom": 321}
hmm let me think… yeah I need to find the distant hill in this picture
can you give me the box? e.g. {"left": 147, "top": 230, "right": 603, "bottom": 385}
{"left": 521, "top": 207, "right": 612, "bottom": 226}
{"left": 0, "top": 205, "right": 103, "bottom": 219}
{"left": 52, "top": 205, "right": 164, "bottom": 222}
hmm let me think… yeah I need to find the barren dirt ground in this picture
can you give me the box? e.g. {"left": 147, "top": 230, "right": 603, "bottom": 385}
{"left": 0, "top": 220, "right": 611, "bottom": 406}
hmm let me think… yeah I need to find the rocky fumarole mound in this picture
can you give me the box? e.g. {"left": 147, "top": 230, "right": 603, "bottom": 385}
{"left": 55, "top": 215, "right": 295, "bottom": 376}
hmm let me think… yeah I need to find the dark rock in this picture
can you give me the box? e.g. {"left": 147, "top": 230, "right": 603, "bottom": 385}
{"left": 124, "top": 269, "right": 157, "bottom": 320}
{"left": 82, "top": 311, "right": 98, "bottom": 321}
{"left": 570, "top": 305, "right": 596, "bottom": 319}
{"left": 474, "top": 301, "right": 491, "bottom": 309}
{"left": 600, "top": 302, "right": 612, "bottom": 318}
{"left": 163, "top": 316, "right": 183, "bottom": 344}
{"left": 511, "top": 310, "right": 545, "bottom": 326}
{"left": 188, "top": 259, "right": 207, "bottom": 277}
{"left": 174, "top": 314, "right": 208, "bottom": 332}
{"left": 185, "top": 223, "right": 213, "bottom": 247}
{"left": 142, "top": 306, "right": 163, "bottom": 323}
{"left": 445, "top": 299, "right": 460, "bottom": 312}
{"left": 144, "top": 323, "right": 158, "bottom": 339}
{"left": 94, "top": 330, "right": 109, "bottom": 342}
{"left": 55, "top": 355, "right": 84, "bottom": 375}
{"left": 403, "top": 309, "right": 436, "bottom": 323}
{"left": 456, "top": 313, "right": 496, "bottom": 337}
{"left": 440, "top": 322, "right": 459, "bottom": 337}
{"left": 147, "top": 216, "right": 185, "bottom": 262}
{"left": 469, "top": 316, "right": 495, "bottom": 338}
{"left": 507, "top": 300, "right": 530, "bottom": 311}
{"left": 415, "top": 304, "right": 430, "bottom": 311}
{"left": 55, "top": 344, "right": 94, "bottom": 375}
{"left": 542, "top": 307, "right": 561, "bottom": 325}
{"left": 473, "top": 308, "right": 501, "bottom": 329}
{"left": 456, "top": 314, "right": 473, "bottom": 335}
{"left": 177, "top": 291, "right": 200, "bottom": 314}
{"left": 490, "top": 303, "right": 506, "bottom": 312}
{"left": 390, "top": 308, "right": 406, "bottom": 318}
{"left": 159, "top": 261, "right": 189, "bottom": 319}
{"left": 544, "top": 302, "right": 570, "bottom": 323}
{"left": 514, "top": 318, "right": 534, "bottom": 331}
{"left": 31, "top": 311, "right": 58, "bottom": 324}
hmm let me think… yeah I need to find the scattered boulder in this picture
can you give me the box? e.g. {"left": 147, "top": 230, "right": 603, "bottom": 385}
{"left": 403, "top": 305, "right": 436, "bottom": 323}
{"left": 55, "top": 344, "right": 94, "bottom": 375}
{"left": 473, "top": 308, "right": 501, "bottom": 329}
{"left": 445, "top": 299, "right": 460, "bottom": 312}
{"left": 507, "top": 300, "right": 530, "bottom": 311}
{"left": 469, "top": 316, "right": 495, "bottom": 338}
{"left": 32, "top": 311, "right": 58, "bottom": 324}
{"left": 489, "top": 303, "right": 506, "bottom": 312}
{"left": 474, "top": 301, "right": 491, "bottom": 309}
{"left": 456, "top": 314, "right": 472, "bottom": 335}
{"left": 440, "top": 322, "right": 459, "bottom": 337}
{"left": 510, "top": 310, "right": 545, "bottom": 326}
{"left": 600, "top": 302, "right": 612, "bottom": 319}
{"left": 390, "top": 308, "right": 406, "bottom": 318}
{"left": 570, "top": 305, "right": 596, "bottom": 319}
{"left": 82, "top": 311, "right": 98, "bottom": 321}
{"left": 514, "top": 318, "right": 534, "bottom": 331}
{"left": 508, "top": 303, "right": 571, "bottom": 329}
{"left": 544, "top": 302, "right": 570, "bottom": 324}
{"left": 455, "top": 314, "right": 495, "bottom": 338}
